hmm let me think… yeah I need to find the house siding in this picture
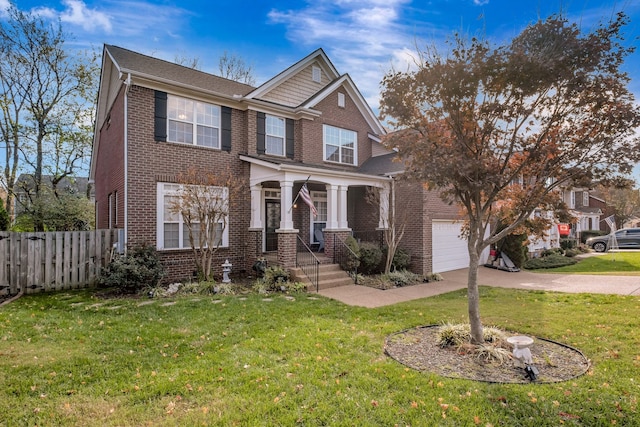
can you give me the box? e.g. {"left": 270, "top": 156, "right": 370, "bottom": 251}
{"left": 261, "top": 62, "right": 330, "bottom": 107}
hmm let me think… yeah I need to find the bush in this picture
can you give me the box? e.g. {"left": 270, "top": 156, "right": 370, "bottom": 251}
{"left": 560, "top": 238, "right": 579, "bottom": 250}
{"left": 263, "top": 266, "right": 290, "bottom": 288}
{"left": 564, "top": 248, "right": 581, "bottom": 257}
{"left": 382, "top": 247, "right": 411, "bottom": 271}
{"left": 541, "top": 247, "right": 564, "bottom": 257}
{"left": 384, "top": 270, "right": 421, "bottom": 287}
{"left": 0, "top": 202, "right": 9, "bottom": 231}
{"left": 99, "top": 245, "right": 165, "bottom": 294}
{"left": 497, "top": 232, "right": 528, "bottom": 268}
{"left": 340, "top": 236, "right": 361, "bottom": 271}
{"left": 359, "top": 241, "right": 382, "bottom": 274}
{"left": 523, "top": 254, "right": 578, "bottom": 269}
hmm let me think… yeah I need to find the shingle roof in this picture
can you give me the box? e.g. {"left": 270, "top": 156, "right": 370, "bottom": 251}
{"left": 105, "top": 45, "right": 255, "bottom": 97}
{"left": 358, "top": 152, "right": 405, "bottom": 176}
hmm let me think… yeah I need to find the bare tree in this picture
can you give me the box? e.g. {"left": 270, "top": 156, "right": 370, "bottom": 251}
{"left": 380, "top": 13, "right": 640, "bottom": 343}
{"left": 0, "top": 5, "right": 97, "bottom": 229}
{"left": 366, "top": 179, "right": 413, "bottom": 274}
{"left": 218, "top": 51, "right": 256, "bottom": 85}
{"left": 169, "top": 168, "right": 245, "bottom": 281}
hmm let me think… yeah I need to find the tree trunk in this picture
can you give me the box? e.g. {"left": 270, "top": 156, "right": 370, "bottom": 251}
{"left": 467, "top": 238, "right": 484, "bottom": 344}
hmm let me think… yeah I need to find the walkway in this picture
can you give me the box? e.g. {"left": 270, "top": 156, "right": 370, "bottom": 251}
{"left": 318, "top": 266, "right": 640, "bottom": 308}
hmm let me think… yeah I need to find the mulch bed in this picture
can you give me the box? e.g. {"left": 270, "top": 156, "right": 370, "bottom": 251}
{"left": 385, "top": 325, "right": 590, "bottom": 384}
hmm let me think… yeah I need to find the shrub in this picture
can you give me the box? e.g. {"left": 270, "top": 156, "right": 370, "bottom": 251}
{"left": 99, "top": 244, "right": 165, "bottom": 294}
{"left": 382, "top": 247, "right": 411, "bottom": 271}
{"left": 0, "top": 202, "right": 9, "bottom": 231}
{"left": 560, "top": 238, "right": 579, "bottom": 250}
{"left": 263, "top": 266, "right": 290, "bottom": 288}
{"left": 384, "top": 270, "right": 421, "bottom": 287}
{"left": 340, "top": 236, "right": 361, "bottom": 272}
{"left": 497, "top": 232, "right": 528, "bottom": 268}
{"left": 541, "top": 247, "right": 564, "bottom": 257}
{"left": 564, "top": 248, "right": 581, "bottom": 257}
{"left": 523, "top": 254, "right": 578, "bottom": 269}
{"left": 359, "top": 241, "right": 382, "bottom": 274}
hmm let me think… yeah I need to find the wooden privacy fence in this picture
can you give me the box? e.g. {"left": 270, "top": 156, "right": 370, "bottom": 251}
{"left": 0, "top": 230, "right": 118, "bottom": 296}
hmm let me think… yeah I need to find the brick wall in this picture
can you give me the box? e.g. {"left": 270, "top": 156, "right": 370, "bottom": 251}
{"left": 125, "top": 86, "right": 251, "bottom": 282}
{"left": 94, "top": 86, "right": 126, "bottom": 229}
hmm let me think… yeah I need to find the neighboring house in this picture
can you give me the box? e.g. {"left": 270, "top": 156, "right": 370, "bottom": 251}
{"left": 13, "top": 174, "right": 94, "bottom": 217}
{"left": 90, "top": 45, "right": 469, "bottom": 282}
{"left": 562, "top": 187, "right": 602, "bottom": 235}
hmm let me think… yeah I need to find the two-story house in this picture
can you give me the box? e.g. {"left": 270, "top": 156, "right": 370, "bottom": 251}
{"left": 90, "top": 45, "right": 466, "bottom": 282}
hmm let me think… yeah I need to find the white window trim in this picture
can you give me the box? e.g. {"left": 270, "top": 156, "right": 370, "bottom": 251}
{"left": 265, "top": 114, "right": 285, "bottom": 156}
{"left": 156, "top": 182, "right": 229, "bottom": 250}
{"left": 323, "top": 124, "right": 358, "bottom": 165}
{"left": 570, "top": 191, "right": 576, "bottom": 209}
{"left": 312, "top": 66, "right": 321, "bottom": 83}
{"left": 337, "top": 92, "right": 345, "bottom": 108}
{"left": 310, "top": 191, "right": 327, "bottom": 245}
{"left": 167, "top": 94, "right": 221, "bottom": 148}
{"left": 582, "top": 191, "right": 589, "bottom": 206}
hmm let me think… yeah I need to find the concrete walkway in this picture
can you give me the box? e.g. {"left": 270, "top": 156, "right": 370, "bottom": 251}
{"left": 318, "top": 266, "right": 640, "bottom": 308}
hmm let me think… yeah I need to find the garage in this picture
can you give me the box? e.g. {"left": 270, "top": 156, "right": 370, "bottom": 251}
{"left": 432, "top": 220, "right": 469, "bottom": 273}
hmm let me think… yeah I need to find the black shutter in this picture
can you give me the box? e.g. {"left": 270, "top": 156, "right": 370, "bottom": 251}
{"left": 154, "top": 91, "right": 167, "bottom": 142}
{"left": 286, "top": 118, "right": 294, "bottom": 159}
{"left": 221, "top": 106, "right": 232, "bottom": 152}
{"left": 256, "top": 112, "right": 266, "bottom": 154}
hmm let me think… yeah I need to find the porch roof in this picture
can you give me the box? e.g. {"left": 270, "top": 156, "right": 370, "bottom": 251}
{"left": 239, "top": 154, "right": 391, "bottom": 185}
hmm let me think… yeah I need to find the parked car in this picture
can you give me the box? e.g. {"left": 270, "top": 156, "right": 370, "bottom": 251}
{"left": 586, "top": 228, "right": 640, "bottom": 252}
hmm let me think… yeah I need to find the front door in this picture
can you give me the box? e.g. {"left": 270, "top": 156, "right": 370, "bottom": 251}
{"left": 265, "top": 200, "right": 280, "bottom": 251}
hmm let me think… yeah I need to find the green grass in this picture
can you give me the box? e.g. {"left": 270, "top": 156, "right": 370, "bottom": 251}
{"left": 1, "top": 288, "right": 639, "bottom": 426}
{"left": 537, "top": 252, "right": 640, "bottom": 275}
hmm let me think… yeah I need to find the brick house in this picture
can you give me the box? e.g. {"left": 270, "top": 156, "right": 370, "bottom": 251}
{"left": 90, "top": 45, "right": 469, "bottom": 282}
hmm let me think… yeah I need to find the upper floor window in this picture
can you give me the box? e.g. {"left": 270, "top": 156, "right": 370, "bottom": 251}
{"left": 266, "top": 115, "right": 285, "bottom": 156}
{"left": 323, "top": 125, "right": 357, "bottom": 165}
{"left": 582, "top": 191, "right": 589, "bottom": 207}
{"left": 167, "top": 95, "right": 220, "bottom": 148}
{"left": 570, "top": 191, "right": 576, "bottom": 209}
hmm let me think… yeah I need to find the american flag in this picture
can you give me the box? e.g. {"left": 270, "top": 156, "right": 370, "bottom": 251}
{"left": 299, "top": 183, "right": 317, "bottom": 217}
{"left": 604, "top": 215, "right": 616, "bottom": 232}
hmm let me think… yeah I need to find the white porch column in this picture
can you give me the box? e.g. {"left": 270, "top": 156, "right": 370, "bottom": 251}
{"left": 279, "top": 180, "right": 295, "bottom": 230}
{"left": 249, "top": 184, "right": 263, "bottom": 230}
{"left": 378, "top": 186, "right": 390, "bottom": 229}
{"left": 326, "top": 184, "right": 339, "bottom": 229}
{"left": 337, "top": 185, "right": 349, "bottom": 229}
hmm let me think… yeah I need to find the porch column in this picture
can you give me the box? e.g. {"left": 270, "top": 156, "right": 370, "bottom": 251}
{"left": 279, "top": 180, "right": 295, "bottom": 230}
{"left": 249, "top": 184, "right": 263, "bottom": 230}
{"left": 337, "top": 185, "right": 349, "bottom": 229}
{"left": 378, "top": 186, "right": 390, "bottom": 229}
{"left": 326, "top": 184, "right": 339, "bottom": 230}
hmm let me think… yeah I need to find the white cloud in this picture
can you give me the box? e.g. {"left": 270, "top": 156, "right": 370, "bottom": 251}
{"left": 267, "top": 1, "right": 433, "bottom": 110}
{"left": 473, "top": 0, "right": 490, "bottom": 5}
{"left": 30, "top": 0, "right": 112, "bottom": 33}
{"left": 0, "top": 0, "right": 10, "bottom": 17}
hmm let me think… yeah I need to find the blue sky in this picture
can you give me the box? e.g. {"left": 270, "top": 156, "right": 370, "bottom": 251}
{"left": 2, "top": 0, "right": 640, "bottom": 179}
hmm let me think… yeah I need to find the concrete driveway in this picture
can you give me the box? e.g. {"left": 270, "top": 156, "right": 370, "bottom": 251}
{"left": 318, "top": 266, "right": 640, "bottom": 308}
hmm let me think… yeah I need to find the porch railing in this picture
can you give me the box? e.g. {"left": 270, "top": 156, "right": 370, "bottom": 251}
{"left": 333, "top": 236, "right": 360, "bottom": 284}
{"left": 296, "top": 235, "right": 320, "bottom": 292}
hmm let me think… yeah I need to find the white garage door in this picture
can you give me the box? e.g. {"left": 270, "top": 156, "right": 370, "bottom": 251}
{"left": 432, "top": 220, "right": 469, "bottom": 273}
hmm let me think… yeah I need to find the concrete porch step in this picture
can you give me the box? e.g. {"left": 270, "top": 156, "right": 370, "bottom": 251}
{"left": 289, "top": 263, "right": 354, "bottom": 291}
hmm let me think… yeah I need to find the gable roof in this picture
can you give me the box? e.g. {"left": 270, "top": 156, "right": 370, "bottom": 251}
{"left": 358, "top": 152, "right": 404, "bottom": 177}
{"left": 105, "top": 45, "right": 255, "bottom": 97}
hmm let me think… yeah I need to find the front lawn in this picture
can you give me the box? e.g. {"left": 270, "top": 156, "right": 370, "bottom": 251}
{"left": 541, "top": 251, "right": 640, "bottom": 274}
{"left": 1, "top": 288, "right": 638, "bottom": 426}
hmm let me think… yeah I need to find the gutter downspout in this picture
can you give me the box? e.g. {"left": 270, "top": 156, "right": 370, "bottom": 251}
{"left": 123, "top": 73, "right": 131, "bottom": 252}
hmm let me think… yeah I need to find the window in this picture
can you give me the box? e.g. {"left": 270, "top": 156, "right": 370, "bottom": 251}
{"left": 312, "top": 66, "right": 321, "bottom": 83}
{"left": 323, "top": 125, "right": 357, "bottom": 165}
{"left": 157, "top": 183, "right": 229, "bottom": 250}
{"left": 338, "top": 92, "right": 345, "bottom": 108}
{"left": 265, "top": 115, "right": 285, "bottom": 156}
{"left": 570, "top": 191, "right": 576, "bottom": 209}
{"left": 167, "top": 95, "right": 220, "bottom": 148}
{"left": 582, "top": 191, "right": 589, "bottom": 207}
